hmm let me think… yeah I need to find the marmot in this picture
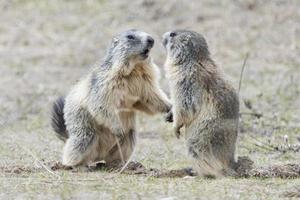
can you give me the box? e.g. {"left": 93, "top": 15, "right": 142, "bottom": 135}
{"left": 51, "top": 29, "right": 171, "bottom": 167}
{"left": 162, "top": 30, "right": 239, "bottom": 177}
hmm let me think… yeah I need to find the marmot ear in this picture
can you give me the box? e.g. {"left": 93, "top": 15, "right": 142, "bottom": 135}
{"left": 112, "top": 37, "right": 119, "bottom": 47}
{"left": 182, "top": 35, "right": 192, "bottom": 45}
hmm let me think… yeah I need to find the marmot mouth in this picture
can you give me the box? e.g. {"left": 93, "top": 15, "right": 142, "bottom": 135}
{"left": 140, "top": 49, "right": 150, "bottom": 59}
{"left": 162, "top": 38, "right": 168, "bottom": 48}
{"left": 142, "top": 49, "right": 149, "bottom": 55}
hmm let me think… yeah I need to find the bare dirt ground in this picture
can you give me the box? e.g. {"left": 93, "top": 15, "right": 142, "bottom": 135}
{"left": 0, "top": 0, "right": 300, "bottom": 199}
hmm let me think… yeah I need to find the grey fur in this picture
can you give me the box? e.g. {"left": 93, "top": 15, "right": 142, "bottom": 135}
{"left": 163, "top": 30, "right": 239, "bottom": 177}
{"left": 52, "top": 30, "right": 171, "bottom": 167}
{"left": 51, "top": 96, "right": 68, "bottom": 142}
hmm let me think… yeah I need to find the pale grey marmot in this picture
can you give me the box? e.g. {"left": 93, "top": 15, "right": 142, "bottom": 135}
{"left": 163, "top": 30, "right": 240, "bottom": 177}
{"left": 51, "top": 29, "right": 171, "bottom": 167}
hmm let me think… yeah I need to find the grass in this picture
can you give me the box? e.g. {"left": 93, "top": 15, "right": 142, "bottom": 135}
{"left": 2, "top": 172, "right": 300, "bottom": 199}
{"left": 0, "top": 0, "right": 299, "bottom": 199}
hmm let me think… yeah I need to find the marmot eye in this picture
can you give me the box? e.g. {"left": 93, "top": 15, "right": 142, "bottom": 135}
{"left": 169, "top": 32, "right": 177, "bottom": 37}
{"left": 127, "top": 35, "right": 135, "bottom": 40}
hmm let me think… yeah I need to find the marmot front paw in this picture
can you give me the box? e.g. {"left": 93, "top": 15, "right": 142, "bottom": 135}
{"left": 165, "top": 110, "right": 173, "bottom": 122}
{"left": 174, "top": 125, "right": 182, "bottom": 139}
{"left": 112, "top": 126, "right": 125, "bottom": 140}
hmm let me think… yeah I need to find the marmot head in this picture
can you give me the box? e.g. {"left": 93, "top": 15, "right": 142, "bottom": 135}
{"left": 104, "top": 29, "right": 154, "bottom": 75}
{"left": 162, "top": 30, "right": 210, "bottom": 64}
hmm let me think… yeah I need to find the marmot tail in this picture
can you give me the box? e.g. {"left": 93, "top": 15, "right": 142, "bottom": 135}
{"left": 51, "top": 96, "right": 68, "bottom": 142}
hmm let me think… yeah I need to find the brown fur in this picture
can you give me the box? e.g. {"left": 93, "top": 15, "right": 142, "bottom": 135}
{"left": 163, "top": 30, "right": 239, "bottom": 177}
{"left": 52, "top": 30, "right": 171, "bottom": 167}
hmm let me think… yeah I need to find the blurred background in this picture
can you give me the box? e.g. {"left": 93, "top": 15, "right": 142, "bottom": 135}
{"left": 0, "top": 0, "right": 299, "bottom": 199}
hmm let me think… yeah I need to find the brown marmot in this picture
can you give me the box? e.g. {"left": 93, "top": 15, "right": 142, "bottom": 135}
{"left": 163, "top": 30, "right": 239, "bottom": 177}
{"left": 51, "top": 29, "right": 171, "bottom": 167}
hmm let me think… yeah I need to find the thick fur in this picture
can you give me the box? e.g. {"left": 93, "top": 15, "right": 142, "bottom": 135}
{"left": 163, "top": 30, "right": 239, "bottom": 177}
{"left": 52, "top": 30, "right": 171, "bottom": 167}
{"left": 51, "top": 97, "right": 68, "bottom": 142}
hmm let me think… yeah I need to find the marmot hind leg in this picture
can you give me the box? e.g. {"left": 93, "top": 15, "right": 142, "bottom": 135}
{"left": 104, "top": 129, "right": 136, "bottom": 167}
{"left": 62, "top": 108, "right": 100, "bottom": 166}
{"left": 62, "top": 133, "right": 99, "bottom": 166}
{"left": 187, "top": 119, "right": 236, "bottom": 177}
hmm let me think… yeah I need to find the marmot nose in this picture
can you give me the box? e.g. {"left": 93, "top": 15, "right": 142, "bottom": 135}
{"left": 146, "top": 37, "right": 154, "bottom": 47}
